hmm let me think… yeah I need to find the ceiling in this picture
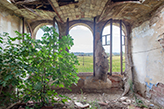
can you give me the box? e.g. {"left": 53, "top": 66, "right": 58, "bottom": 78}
{"left": 0, "top": 0, "right": 164, "bottom": 27}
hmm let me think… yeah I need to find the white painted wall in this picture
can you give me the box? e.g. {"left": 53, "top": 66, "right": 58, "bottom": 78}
{"left": 0, "top": 6, "right": 28, "bottom": 49}
{"left": 131, "top": 6, "right": 164, "bottom": 92}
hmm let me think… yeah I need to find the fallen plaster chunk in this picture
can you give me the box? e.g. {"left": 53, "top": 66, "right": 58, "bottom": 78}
{"left": 119, "top": 96, "right": 128, "bottom": 102}
{"left": 122, "top": 102, "right": 129, "bottom": 105}
{"left": 149, "top": 104, "right": 154, "bottom": 107}
{"left": 73, "top": 97, "right": 77, "bottom": 100}
{"left": 98, "top": 102, "right": 108, "bottom": 106}
{"left": 119, "top": 97, "right": 131, "bottom": 105}
{"left": 74, "top": 101, "right": 90, "bottom": 108}
{"left": 54, "top": 97, "right": 59, "bottom": 101}
{"left": 126, "top": 99, "right": 131, "bottom": 104}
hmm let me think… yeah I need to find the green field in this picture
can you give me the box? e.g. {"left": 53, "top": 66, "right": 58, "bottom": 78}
{"left": 76, "top": 56, "right": 125, "bottom": 73}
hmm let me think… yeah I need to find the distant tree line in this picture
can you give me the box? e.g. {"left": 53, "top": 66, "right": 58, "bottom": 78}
{"left": 73, "top": 52, "right": 93, "bottom": 56}
{"left": 73, "top": 52, "right": 125, "bottom": 56}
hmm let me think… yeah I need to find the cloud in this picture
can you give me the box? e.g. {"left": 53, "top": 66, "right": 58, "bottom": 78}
{"left": 78, "top": 26, "right": 89, "bottom": 31}
{"left": 71, "top": 25, "right": 90, "bottom": 31}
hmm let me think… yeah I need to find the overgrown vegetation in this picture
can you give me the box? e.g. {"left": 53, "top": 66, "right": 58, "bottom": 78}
{"left": 0, "top": 26, "right": 79, "bottom": 108}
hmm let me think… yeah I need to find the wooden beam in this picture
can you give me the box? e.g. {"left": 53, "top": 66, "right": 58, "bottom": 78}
{"left": 47, "top": 0, "right": 63, "bottom": 23}
{"left": 22, "top": 5, "right": 42, "bottom": 18}
{"left": 15, "top": 0, "right": 37, "bottom": 5}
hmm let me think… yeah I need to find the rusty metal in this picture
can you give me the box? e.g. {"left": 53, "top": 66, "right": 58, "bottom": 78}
{"left": 93, "top": 17, "right": 96, "bottom": 76}
{"left": 66, "top": 18, "right": 69, "bottom": 52}
{"left": 105, "top": 34, "right": 107, "bottom": 45}
{"left": 102, "top": 34, "right": 110, "bottom": 46}
{"left": 26, "top": 21, "right": 33, "bottom": 38}
{"left": 53, "top": 17, "right": 56, "bottom": 28}
{"left": 47, "top": 0, "right": 63, "bottom": 23}
{"left": 109, "top": 19, "right": 113, "bottom": 76}
{"left": 120, "top": 20, "right": 123, "bottom": 75}
{"left": 66, "top": 18, "right": 69, "bottom": 35}
{"left": 22, "top": 17, "right": 24, "bottom": 41}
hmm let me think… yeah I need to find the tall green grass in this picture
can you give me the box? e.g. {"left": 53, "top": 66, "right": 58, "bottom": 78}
{"left": 109, "top": 56, "right": 125, "bottom": 73}
{"left": 76, "top": 56, "right": 93, "bottom": 72}
{"left": 76, "top": 56, "right": 125, "bottom": 73}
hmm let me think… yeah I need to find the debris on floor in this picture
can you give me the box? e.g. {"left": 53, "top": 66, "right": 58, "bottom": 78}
{"left": 11, "top": 92, "right": 160, "bottom": 109}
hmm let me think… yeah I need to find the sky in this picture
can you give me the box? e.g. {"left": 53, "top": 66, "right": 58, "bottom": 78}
{"left": 69, "top": 25, "right": 125, "bottom": 53}
{"left": 102, "top": 25, "right": 125, "bottom": 53}
{"left": 69, "top": 26, "right": 93, "bottom": 53}
{"left": 36, "top": 25, "right": 125, "bottom": 53}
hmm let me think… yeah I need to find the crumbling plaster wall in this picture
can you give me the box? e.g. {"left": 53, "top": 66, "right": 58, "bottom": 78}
{"left": 0, "top": 5, "right": 28, "bottom": 45}
{"left": 131, "top": 5, "right": 164, "bottom": 106}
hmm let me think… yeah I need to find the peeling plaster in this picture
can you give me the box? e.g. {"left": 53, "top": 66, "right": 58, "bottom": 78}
{"left": 145, "top": 82, "right": 154, "bottom": 89}
{"left": 145, "top": 75, "right": 153, "bottom": 89}
{"left": 132, "top": 22, "right": 155, "bottom": 38}
{"left": 133, "top": 28, "right": 154, "bottom": 38}
{"left": 132, "top": 7, "right": 164, "bottom": 105}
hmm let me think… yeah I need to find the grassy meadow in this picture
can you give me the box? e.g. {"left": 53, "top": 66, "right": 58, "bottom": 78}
{"left": 76, "top": 56, "right": 125, "bottom": 73}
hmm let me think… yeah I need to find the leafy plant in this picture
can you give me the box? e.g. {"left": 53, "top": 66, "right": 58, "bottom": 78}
{"left": 0, "top": 26, "right": 79, "bottom": 108}
{"left": 89, "top": 100, "right": 101, "bottom": 109}
{"left": 0, "top": 32, "right": 30, "bottom": 106}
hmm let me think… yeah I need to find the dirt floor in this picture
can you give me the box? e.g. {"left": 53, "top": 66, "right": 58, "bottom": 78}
{"left": 51, "top": 91, "right": 159, "bottom": 109}
{"left": 11, "top": 90, "right": 160, "bottom": 109}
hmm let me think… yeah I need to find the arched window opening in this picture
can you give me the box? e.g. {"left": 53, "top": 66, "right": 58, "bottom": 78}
{"left": 35, "top": 23, "right": 59, "bottom": 40}
{"left": 69, "top": 25, "right": 93, "bottom": 73}
{"left": 102, "top": 22, "right": 125, "bottom": 74}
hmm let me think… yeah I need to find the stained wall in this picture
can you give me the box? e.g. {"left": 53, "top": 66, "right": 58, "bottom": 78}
{"left": 0, "top": 4, "right": 28, "bottom": 47}
{"left": 131, "top": 5, "right": 164, "bottom": 107}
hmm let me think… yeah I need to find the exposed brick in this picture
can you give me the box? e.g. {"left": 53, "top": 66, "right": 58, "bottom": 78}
{"left": 157, "top": 83, "right": 164, "bottom": 88}
{"left": 81, "top": 15, "right": 85, "bottom": 18}
{"left": 111, "top": 82, "right": 120, "bottom": 88}
{"left": 76, "top": 15, "right": 79, "bottom": 18}
{"left": 162, "top": 89, "right": 164, "bottom": 95}
{"left": 156, "top": 92, "right": 162, "bottom": 97}
{"left": 152, "top": 85, "right": 162, "bottom": 93}
{"left": 150, "top": 90, "right": 157, "bottom": 96}
{"left": 152, "top": 96, "right": 164, "bottom": 107}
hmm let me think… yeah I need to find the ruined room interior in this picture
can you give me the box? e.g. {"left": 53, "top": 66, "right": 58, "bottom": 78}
{"left": 0, "top": 0, "right": 164, "bottom": 108}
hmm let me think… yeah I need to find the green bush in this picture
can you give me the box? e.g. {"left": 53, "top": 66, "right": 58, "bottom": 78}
{"left": 0, "top": 26, "right": 79, "bottom": 107}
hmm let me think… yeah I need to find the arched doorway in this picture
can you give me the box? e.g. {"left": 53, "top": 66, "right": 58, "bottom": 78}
{"left": 69, "top": 25, "right": 93, "bottom": 73}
